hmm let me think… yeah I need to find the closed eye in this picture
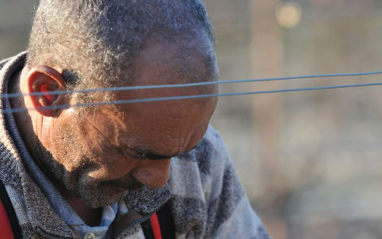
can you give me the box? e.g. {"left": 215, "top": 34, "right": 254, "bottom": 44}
{"left": 119, "top": 142, "right": 201, "bottom": 161}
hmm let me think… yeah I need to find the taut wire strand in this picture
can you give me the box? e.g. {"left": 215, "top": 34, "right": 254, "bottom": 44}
{"left": 2, "top": 70, "right": 382, "bottom": 99}
{"left": 3, "top": 81, "right": 382, "bottom": 114}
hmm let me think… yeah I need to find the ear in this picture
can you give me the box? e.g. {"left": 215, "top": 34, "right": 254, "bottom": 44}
{"left": 27, "top": 66, "right": 67, "bottom": 117}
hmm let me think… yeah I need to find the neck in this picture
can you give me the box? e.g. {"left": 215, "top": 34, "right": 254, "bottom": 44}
{"left": 58, "top": 186, "right": 103, "bottom": 227}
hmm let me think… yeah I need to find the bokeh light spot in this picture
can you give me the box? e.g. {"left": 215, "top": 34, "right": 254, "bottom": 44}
{"left": 276, "top": 2, "right": 302, "bottom": 29}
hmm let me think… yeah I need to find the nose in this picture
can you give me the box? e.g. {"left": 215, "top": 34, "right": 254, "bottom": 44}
{"left": 130, "top": 158, "right": 172, "bottom": 188}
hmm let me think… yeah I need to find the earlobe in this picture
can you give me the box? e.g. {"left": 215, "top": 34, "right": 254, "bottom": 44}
{"left": 27, "top": 66, "right": 67, "bottom": 117}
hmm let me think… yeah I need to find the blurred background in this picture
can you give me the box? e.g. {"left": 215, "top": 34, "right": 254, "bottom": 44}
{"left": 2, "top": 0, "right": 382, "bottom": 238}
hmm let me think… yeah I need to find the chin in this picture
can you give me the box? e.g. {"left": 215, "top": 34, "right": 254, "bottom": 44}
{"left": 63, "top": 170, "right": 145, "bottom": 208}
{"left": 71, "top": 183, "right": 127, "bottom": 208}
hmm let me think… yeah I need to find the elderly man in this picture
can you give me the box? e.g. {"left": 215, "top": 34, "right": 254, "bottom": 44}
{"left": 0, "top": 0, "right": 269, "bottom": 238}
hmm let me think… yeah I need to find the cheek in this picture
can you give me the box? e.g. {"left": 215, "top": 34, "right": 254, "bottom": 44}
{"left": 49, "top": 130, "right": 77, "bottom": 165}
{"left": 49, "top": 125, "right": 95, "bottom": 173}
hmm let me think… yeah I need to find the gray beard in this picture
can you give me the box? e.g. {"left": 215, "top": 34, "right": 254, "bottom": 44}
{"left": 64, "top": 170, "right": 145, "bottom": 208}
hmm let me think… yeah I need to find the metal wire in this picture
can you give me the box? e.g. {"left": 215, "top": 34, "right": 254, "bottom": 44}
{"left": 2, "top": 70, "right": 382, "bottom": 99}
{"left": 3, "top": 81, "right": 382, "bottom": 114}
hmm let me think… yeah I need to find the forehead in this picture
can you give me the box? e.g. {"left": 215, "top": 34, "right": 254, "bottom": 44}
{"left": 110, "top": 43, "right": 217, "bottom": 151}
{"left": 89, "top": 96, "right": 216, "bottom": 157}
{"left": 113, "top": 83, "right": 217, "bottom": 133}
{"left": 84, "top": 37, "right": 218, "bottom": 144}
{"left": 111, "top": 37, "right": 218, "bottom": 120}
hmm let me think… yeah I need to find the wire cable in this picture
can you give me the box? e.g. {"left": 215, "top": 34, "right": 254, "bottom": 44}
{"left": 2, "top": 70, "right": 382, "bottom": 99}
{"left": 3, "top": 81, "right": 382, "bottom": 114}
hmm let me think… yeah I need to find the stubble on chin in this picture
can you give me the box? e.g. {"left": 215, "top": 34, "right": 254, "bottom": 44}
{"left": 62, "top": 167, "right": 145, "bottom": 208}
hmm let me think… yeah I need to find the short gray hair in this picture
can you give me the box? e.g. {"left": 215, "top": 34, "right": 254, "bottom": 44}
{"left": 27, "top": 0, "right": 218, "bottom": 97}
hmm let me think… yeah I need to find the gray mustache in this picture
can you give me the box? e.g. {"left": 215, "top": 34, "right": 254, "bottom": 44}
{"left": 105, "top": 175, "right": 144, "bottom": 191}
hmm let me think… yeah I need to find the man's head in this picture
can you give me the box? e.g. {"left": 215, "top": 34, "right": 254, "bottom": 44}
{"left": 27, "top": 0, "right": 217, "bottom": 94}
{"left": 20, "top": 0, "right": 219, "bottom": 208}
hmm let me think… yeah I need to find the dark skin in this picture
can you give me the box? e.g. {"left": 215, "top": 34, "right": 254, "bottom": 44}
{"left": 10, "top": 43, "right": 218, "bottom": 226}
{"left": 10, "top": 69, "right": 103, "bottom": 226}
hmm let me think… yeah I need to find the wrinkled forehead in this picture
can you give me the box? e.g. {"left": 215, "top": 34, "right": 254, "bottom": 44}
{"left": 110, "top": 36, "right": 219, "bottom": 113}
{"left": 113, "top": 85, "right": 218, "bottom": 131}
{"left": 115, "top": 97, "right": 216, "bottom": 152}
{"left": 83, "top": 36, "right": 219, "bottom": 127}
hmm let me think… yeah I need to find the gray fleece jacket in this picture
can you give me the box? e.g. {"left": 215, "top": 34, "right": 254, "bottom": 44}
{"left": 0, "top": 52, "right": 270, "bottom": 239}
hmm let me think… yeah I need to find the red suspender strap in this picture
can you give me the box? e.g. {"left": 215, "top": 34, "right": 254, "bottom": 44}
{"left": 141, "top": 201, "right": 175, "bottom": 239}
{"left": 150, "top": 213, "right": 162, "bottom": 239}
{"left": 0, "top": 199, "right": 15, "bottom": 239}
{"left": 0, "top": 180, "right": 22, "bottom": 239}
